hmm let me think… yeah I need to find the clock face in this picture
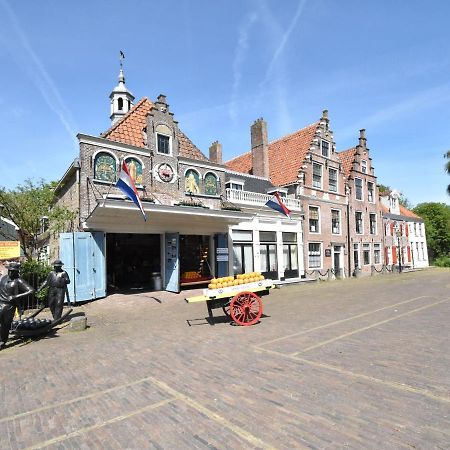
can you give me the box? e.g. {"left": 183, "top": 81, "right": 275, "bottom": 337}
{"left": 158, "top": 163, "right": 174, "bottom": 182}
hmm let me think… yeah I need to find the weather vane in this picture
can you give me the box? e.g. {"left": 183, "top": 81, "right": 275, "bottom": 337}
{"left": 119, "top": 50, "right": 125, "bottom": 69}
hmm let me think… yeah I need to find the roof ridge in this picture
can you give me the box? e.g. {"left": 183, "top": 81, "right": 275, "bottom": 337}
{"left": 337, "top": 146, "right": 357, "bottom": 155}
{"left": 268, "top": 121, "right": 319, "bottom": 145}
{"left": 101, "top": 97, "right": 152, "bottom": 137}
{"left": 225, "top": 150, "right": 251, "bottom": 164}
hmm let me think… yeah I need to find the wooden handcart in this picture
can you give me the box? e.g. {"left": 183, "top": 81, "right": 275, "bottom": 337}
{"left": 186, "top": 279, "right": 274, "bottom": 326}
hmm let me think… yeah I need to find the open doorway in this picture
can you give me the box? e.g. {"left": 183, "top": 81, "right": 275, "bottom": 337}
{"left": 179, "top": 235, "right": 212, "bottom": 288}
{"left": 106, "top": 233, "right": 161, "bottom": 292}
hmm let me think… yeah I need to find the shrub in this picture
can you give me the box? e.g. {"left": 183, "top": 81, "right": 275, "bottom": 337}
{"left": 433, "top": 256, "right": 450, "bottom": 267}
{"left": 20, "top": 259, "right": 52, "bottom": 303}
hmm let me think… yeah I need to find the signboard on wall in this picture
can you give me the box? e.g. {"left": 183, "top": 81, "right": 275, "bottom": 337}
{"left": 0, "top": 241, "right": 20, "bottom": 260}
{"left": 325, "top": 249, "right": 332, "bottom": 257}
{"left": 216, "top": 248, "right": 229, "bottom": 254}
{"left": 217, "top": 254, "right": 229, "bottom": 262}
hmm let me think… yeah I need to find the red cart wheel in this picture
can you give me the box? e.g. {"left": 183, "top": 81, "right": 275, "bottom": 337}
{"left": 230, "top": 291, "right": 263, "bottom": 326}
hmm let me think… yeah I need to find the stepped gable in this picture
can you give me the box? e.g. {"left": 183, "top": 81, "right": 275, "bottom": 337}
{"left": 101, "top": 97, "right": 208, "bottom": 161}
{"left": 226, "top": 122, "right": 318, "bottom": 186}
{"left": 338, "top": 147, "right": 357, "bottom": 178}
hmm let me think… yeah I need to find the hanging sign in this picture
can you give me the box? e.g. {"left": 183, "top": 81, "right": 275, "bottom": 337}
{"left": 325, "top": 249, "right": 332, "bottom": 257}
{"left": 0, "top": 241, "right": 20, "bottom": 260}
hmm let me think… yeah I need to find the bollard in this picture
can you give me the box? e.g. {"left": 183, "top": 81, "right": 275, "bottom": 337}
{"left": 69, "top": 316, "right": 87, "bottom": 332}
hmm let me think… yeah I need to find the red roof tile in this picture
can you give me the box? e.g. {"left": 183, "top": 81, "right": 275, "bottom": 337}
{"left": 101, "top": 97, "right": 208, "bottom": 161}
{"left": 399, "top": 205, "right": 421, "bottom": 219}
{"left": 338, "top": 147, "right": 357, "bottom": 178}
{"left": 226, "top": 123, "right": 318, "bottom": 185}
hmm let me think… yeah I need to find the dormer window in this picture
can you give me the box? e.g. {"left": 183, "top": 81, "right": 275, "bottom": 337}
{"left": 321, "top": 140, "right": 330, "bottom": 157}
{"left": 361, "top": 160, "right": 367, "bottom": 173}
{"left": 157, "top": 134, "right": 170, "bottom": 155}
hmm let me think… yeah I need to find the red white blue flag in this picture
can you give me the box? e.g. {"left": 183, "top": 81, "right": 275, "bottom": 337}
{"left": 265, "top": 192, "right": 291, "bottom": 218}
{"left": 116, "top": 161, "right": 147, "bottom": 221}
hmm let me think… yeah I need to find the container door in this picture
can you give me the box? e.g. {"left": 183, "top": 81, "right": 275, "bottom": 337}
{"left": 164, "top": 233, "right": 180, "bottom": 293}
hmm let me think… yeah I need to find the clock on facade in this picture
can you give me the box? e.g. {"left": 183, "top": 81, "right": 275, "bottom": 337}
{"left": 157, "top": 163, "right": 174, "bottom": 182}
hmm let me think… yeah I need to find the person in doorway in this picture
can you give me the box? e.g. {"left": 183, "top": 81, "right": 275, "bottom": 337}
{"left": 0, "top": 262, "right": 34, "bottom": 349}
{"left": 41, "top": 259, "right": 71, "bottom": 320}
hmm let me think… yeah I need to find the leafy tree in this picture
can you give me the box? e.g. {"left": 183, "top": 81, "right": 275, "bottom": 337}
{"left": 446, "top": 150, "right": 450, "bottom": 195}
{"left": 413, "top": 202, "right": 450, "bottom": 261}
{"left": 0, "top": 178, "right": 77, "bottom": 260}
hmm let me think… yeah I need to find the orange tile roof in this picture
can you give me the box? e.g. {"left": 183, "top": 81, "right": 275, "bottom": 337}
{"left": 226, "top": 122, "right": 318, "bottom": 186}
{"left": 399, "top": 205, "right": 421, "bottom": 219}
{"left": 338, "top": 147, "right": 357, "bottom": 178}
{"left": 101, "top": 97, "right": 208, "bottom": 161}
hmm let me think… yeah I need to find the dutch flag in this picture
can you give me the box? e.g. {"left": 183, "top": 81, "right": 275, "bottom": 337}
{"left": 116, "top": 161, "right": 147, "bottom": 221}
{"left": 265, "top": 192, "right": 291, "bottom": 219}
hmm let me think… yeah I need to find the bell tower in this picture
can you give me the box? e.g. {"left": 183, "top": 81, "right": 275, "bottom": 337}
{"left": 109, "top": 52, "right": 135, "bottom": 125}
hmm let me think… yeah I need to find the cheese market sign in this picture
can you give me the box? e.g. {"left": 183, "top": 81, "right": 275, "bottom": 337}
{"left": 0, "top": 241, "right": 20, "bottom": 260}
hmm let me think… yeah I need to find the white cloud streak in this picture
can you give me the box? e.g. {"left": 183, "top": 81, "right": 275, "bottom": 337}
{"left": 0, "top": 0, "right": 78, "bottom": 146}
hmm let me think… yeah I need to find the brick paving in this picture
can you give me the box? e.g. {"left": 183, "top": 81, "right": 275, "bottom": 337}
{"left": 0, "top": 268, "right": 449, "bottom": 449}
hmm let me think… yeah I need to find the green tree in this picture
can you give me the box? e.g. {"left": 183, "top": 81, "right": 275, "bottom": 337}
{"left": 446, "top": 150, "right": 450, "bottom": 195}
{"left": 413, "top": 202, "right": 450, "bottom": 261}
{"left": 0, "top": 178, "right": 77, "bottom": 260}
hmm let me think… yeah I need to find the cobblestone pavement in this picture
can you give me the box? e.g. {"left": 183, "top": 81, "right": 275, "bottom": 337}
{"left": 1, "top": 268, "right": 449, "bottom": 450}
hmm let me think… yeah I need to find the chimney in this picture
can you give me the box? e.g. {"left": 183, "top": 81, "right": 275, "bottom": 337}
{"left": 359, "top": 129, "right": 366, "bottom": 147}
{"left": 209, "top": 141, "right": 222, "bottom": 164}
{"left": 251, "top": 118, "right": 269, "bottom": 178}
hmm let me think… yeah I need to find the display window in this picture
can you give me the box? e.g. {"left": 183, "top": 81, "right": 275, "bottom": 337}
{"left": 180, "top": 235, "right": 212, "bottom": 286}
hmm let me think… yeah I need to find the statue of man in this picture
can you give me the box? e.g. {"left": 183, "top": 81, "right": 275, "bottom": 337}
{"left": 0, "top": 262, "right": 35, "bottom": 349}
{"left": 41, "top": 259, "right": 71, "bottom": 320}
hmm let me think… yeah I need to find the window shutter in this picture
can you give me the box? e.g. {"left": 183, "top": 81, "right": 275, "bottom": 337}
{"left": 392, "top": 246, "right": 397, "bottom": 264}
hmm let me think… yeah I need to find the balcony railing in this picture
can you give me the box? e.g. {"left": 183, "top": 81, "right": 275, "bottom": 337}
{"left": 225, "top": 188, "right": 302, "bottom": 211}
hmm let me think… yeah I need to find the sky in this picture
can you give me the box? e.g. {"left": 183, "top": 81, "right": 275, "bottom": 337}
{"left": 0, "top": 0, "right": 449, "bottom": 206}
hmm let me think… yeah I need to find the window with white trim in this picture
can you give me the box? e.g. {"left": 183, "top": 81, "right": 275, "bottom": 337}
{"left": 373, "top": 243, "right": 381, "bottom": 264}
{"left": 355, "top": 211, "right": 363, "bottom": 234}
{"left": 309, "top": 206, "right": 320, "bottom": 233}
{"left": 328, "top": 168, "right": 337, "bottom": 192}
{"left": 361, "top": 160, "right": 367, "bottom": 173}
{"left": 312, "top": 163, "right": 322, "bottom": 189}
{"left": 321, "top": 140, "right": 330, "bottom": 157}
{"left": 353, "top": 243, "right": 360, "bottom": 269}
{"left": 308, "top": 243, "right": 322, "bottom": 268}
{"left": 331, "top": 209, "right": 341, "bottom": 234}
{"left": 363, "top": 243, "right": 370, "bottom": 265}
{"left": 355, "top": 177, "right": 363, "bottom": 200}
{"left": 367, "top": 182, "right": 374, "bottom": 202}
{"left": 157, "top": 133, "right": 171, "bottom": 155}
{"left": 225, "top": 181, "right": 243, "bottom": 191}
{"left": 369, "top": 213, "right": 377, "bottom": 235}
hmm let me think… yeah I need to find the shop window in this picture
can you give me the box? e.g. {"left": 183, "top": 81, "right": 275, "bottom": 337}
{"left": 308, "top": 243, "right": 321, "bottom": 269}
{"left": 232, "top": 230, "right": 253, "bottom": 275}
{"left": 259, "top": 231, "right": 277, "bottom": 279}
{"left": 282, "top": 232, "right": 298, "bottom": 278}
{"left": 331, "top": 209, "right": 340, "bottom": 234}
{"left": 94, "top": 152, "right": 116, "bottom": 182}
{"left": 204, "top": 172, "right": 218, "bottom": 196}
{"left": 309, "top": 206, "right": 320, "bottom": 233}
{"left": 329, "top": 168, "right": 337, "bottom": 192}
{"left": 363, "top": 243, "right": 370, "bottom": 265}
{"left": 125, "top": 157, "right": 143, "bottom": 186}
{"left": 185, "top": 169, "right": 200, "bottom": 194}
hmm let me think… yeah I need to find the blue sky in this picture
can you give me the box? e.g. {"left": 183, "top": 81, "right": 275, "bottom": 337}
{"left": 0, "top": 0, "right": 449, "bottom": 206}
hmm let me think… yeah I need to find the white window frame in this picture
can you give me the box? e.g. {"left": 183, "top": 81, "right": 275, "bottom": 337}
{"left": 355, "top": 177, "right": 363, "bottom": 201}
{"left": 363, "top": 243, "right": 371, "bottom": 265}
{"left": 369, "top": 213, "right": 377, "bottom": 235}
{"left": 367, "top": 181, "right": 374, "bottom": 203}
{"left": 355, "top": 211, "right": 363, "bottom": 234}
{"left": 312, "top": 162, "right": 323, "bottom": 189}
{"left": 156, "top": 132, "right": 172, "bottom": 156}
{"left": 353, "top": 243, "right": 360, "bottom": 269}
{"left": 373, "top": 243, "right": 381, "bottom": 264}
{"left": 308, "top": 242, "right": 322, "bottom": 269}
{"left": 331, "top": 209, "right": 341, "bottom": 235}
{"left": 361, "top": 160, "right": 367, "bottom": 173}
{"left": 321, "top": 140, "right": 330, "bottom": 158}
{"left": 328, "top": 167, "right": 338, "bottom": 192}
{"left": 308, "top": 205, "right": 320, "bottom": 233}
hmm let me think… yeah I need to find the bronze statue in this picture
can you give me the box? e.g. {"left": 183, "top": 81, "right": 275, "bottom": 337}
{"left": 0, "top": 262, "right": 35, "bottom": 348}
{"left": 41, "top": 259, "right": 71, "bottom": 320}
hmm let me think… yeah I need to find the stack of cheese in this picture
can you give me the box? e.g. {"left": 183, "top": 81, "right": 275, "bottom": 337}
{"left": 208, "top": 272, "right": 265, "bottom": 290}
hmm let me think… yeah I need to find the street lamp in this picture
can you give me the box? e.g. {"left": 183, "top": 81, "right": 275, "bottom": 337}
{"left": 394, "top": 223, "right": 402, "bottom": 273}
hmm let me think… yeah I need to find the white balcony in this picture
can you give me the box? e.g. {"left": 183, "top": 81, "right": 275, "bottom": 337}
{"left": 225, "top": 188, "right": 303, "bottom": 211}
